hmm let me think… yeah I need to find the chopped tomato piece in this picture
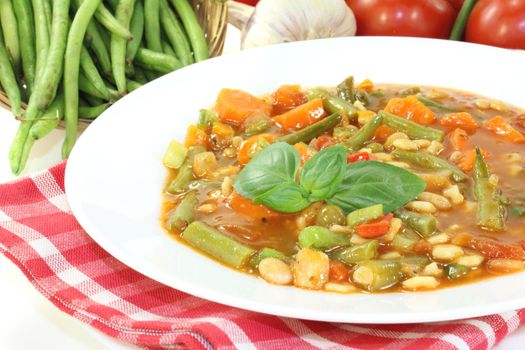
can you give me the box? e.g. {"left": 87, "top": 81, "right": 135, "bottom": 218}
{"left": 384, "top": 96, "right": 436, "bottom": 125}
{"left": 356, "top": 79, "right": 374, "bottom": 92}
{"left": 314, "top": 135, "right": 335, "bottom": 150}
{"left": 228, "top": 191, "right": 284, "bottom": 220}
{"left": 271, "top": 85, "right": 307, "bottom": 115}
{"left": 456, "top": 148, "right": 489, "bottom": 172}
{"left": 347, "top": 151, "right": 370, "bottom": 163}
{"left": 294, "top": 142, "right": 317, "bottom": 165}
{"left": 484, "top": 116, "right": 525, "bottom": 143}
{"left": 215, "top": 88, "right": 272, "bottom": 126}
{"left": 469, "top": 237, "right": 524, "bottom": 260}
{"left": 440, "top": 112, "right": 480, "bottom": 132}
{"left": 237, "top": 134, "right": 276, "bottom": 166}
{"left": 185, "top": 125, "right": 209, "bottom": 148}
{"left": 449, "top": 128, "right": 471, "bottom": 151}
{"left": 329, "top": 260, "right": 350, "bottom": 282}
{"left": 355, "top": 213, "right": 393, "bottom": 238}
{"left": 273, "top": 98, "right": 326, "bottom": 130}
{"left": 374, "top": 125, "right": 395, "bottom": 141}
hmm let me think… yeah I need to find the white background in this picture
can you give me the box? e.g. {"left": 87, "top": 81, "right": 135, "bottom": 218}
{"left": 1, "top": 26, "right": 524, "bottom": 349}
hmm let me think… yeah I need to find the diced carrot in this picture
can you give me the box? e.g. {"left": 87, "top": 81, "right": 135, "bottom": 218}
{"left": 384, "top": 96, "right": 436, "bottom": 125}
{"left": 374, "top": 125, "right": 395, "bottom": 141}
{"left": 440, "top": 112, "right": 480, "bottom": 132}
{"left": 329, "top": 260, "right": 350, "bottom": 282}
{"left": 294, "top": 142, "right": 317, "bottom": 165}
{"left": 413, "top": 240, "right": 432, "bottom": 254}
{"left": 271, "top": 84, "right": 307, "bottom": 115}
{"left": 356, "top": 79, "right": 374, "bottom": 92}
{"left": 347, "top": 151, "right": 370, "bottom": 163}
{"left": 456, "top": 148, "right": 489, "bottom": 172}
{"left": 355, "top": 213, "right": 393, "bottom": 238}
{"left": 484, "top": 116, "right": 525, "bottom": 143}
{"left": 211, "top": 122, "right": 235, "bottom": 147}
{"left": 273, "top": 98, "right": 327, "bottom": 130}
{"left": 228, "top": 191, "right": 284, "bottom": 220}
{"left": 237, "top": 133, "right": 276, "bottom": 166}
{"left": 314, "top": 135, "right": 335, "bottom": 150}
{"left": 215, "top": 88, "right": 272, "bottom": 126}
{"left": 185, "top": 125, "right": 209, "bottom": 148}
{"left": 449, "top": 128, "right": 471, "bottom": 151}
{"left": 469, "top": 236, "right": 524, "bottom": 260}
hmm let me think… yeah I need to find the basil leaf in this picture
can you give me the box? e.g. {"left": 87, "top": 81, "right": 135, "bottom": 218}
{"left": 233, "top": 141, "right": 301, "bottom": 201}
{"left": 328, "top": 161, "right": 425, "bottom": 213}
{"left": 254, "top": 182, "right": 310, "bottom": 213}
{"left": 300, "top": 145, "right": 346, "bottom": 202}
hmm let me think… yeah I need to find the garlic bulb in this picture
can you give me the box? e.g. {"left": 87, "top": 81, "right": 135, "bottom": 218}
{"left": 229, "top": 0, "right": 357, "bottom": 49}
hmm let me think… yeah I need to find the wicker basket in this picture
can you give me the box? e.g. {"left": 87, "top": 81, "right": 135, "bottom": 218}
{"left": 0, "top": 0, "right": 228, "bottom": 127}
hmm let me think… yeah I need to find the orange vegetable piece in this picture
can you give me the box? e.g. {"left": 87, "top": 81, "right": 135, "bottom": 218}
{"left": 449, "top": 128, "right": 471, "bottom": 151}
{"left": 456, "top": 148, "right": 489, "bottom": 172}
{"left": 237, "top": 134, "right": 276, "bottom": 166}
{"left": 273, "top": 98, "right": 326, "bottom": 130}
{"left": 484, "top": 116, "right": 525, "bottom": 143}
{"left": 356, "top": 79, "right": 374, "bottom": 92}
{"left": 469, "top": 236, "right": 524, "bottom": 260}
{"left": 329, "top": 260, "right": 350, "bottom": 282}
{"left": 440, "top": 112, "right": 480, "bottom": 132}
{"left": 294, "top": 143, "right": 317, "bottom": 165}
{"left": 374, "top": 125, "right": 395, "bottom": 141}
{"left": 184, "top": 125, "right": 209, "bottom": 148}
{"left": 355, "top": 214, "right": 393, "bottom": 238}
{"left": 228, "top": 191, "right": 284, "bottom": 220}
{"left": 211, "top": 122, "right": 235, "bottom": 147}
{"left": 271, "top": 84, "right": 307, "bottom": 115}
{"left": 215, "top": 88, "right": 272, "bottom": 126}
{"left": 384, "top": 96, "right": 436, "bottom": 125}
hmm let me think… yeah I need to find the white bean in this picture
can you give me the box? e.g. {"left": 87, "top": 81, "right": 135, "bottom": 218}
{"left": 259, "top": 258, "right": 293, "bottom": 285}
{"left": 432, "top": 244, "right": 464, "bottom": 261}
{"left": 402, "top": 276, "right": 439, "bottom": 290}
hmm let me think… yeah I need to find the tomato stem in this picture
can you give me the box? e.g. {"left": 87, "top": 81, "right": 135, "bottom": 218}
{"left": 449, "top": 0, "right": 478, "bottom": 40}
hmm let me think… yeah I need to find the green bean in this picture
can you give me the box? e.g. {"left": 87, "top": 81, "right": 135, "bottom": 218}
{"left": 81, "top": 93, "right": 104, "bottom": 106}
{"left": 337, "top": 76, "right": 355, "bottom": 103}
{"left": 143, "top": 68, "right": 161, "bottom": 81}
{"left": 308, "top": 88, "right": 357, "bottom": 120}
{"left": 367, "top": 142, "right": 384, "bottom": 153}
{"left": 132, "top": 66, "right": 148, "bottom": 84}
{"left": 12, "top": 0, "right": 36, "bottom": 94}
{"left": 94, "top": 2, "right": 133, "bottom": 39}
{"left": 444, "top": 263, "right": 469, "bottom": 279}
{"left": 181, "top": 221, "right": 256, "bottom": 268}
{"left": 167, "top": 192, "right": 198, "bottom": 231}
{"left": 134, "top": 48, "right": 183, "bottom": 74}
{"left": 331, "top": 240, "right": 378, "bottom": 264}
{"left": 345, "top": 113, "right": 383, "bottom": 152}
{"left": 391, "top": 149, "right": 468, "bottom": 182}
{"left": 395, "top": 256, "right": 430, "bottom": 275}
{"left": 395, "top": 209, "right": 437, "bottom": 237}
{"left": 380, "top": 111, "right": 444, "bottom": 141}
{"left": 32, "top": 0, "right": 51, "bottom": 81}
{"left": 249, "top": 247, "right": 288, "bottom": 268}
{"left": 30, "top": 91, "right": 65, "bottom": 140}
{"left": 353, "top": 260, "right": 402, "bottom": 291}
{"left": 355, "top": 89, "right": 369, "bottom": 105}
{"left": 169, "top": 0, "right": 208, "bottom": 61}
{"left": 79, "top": 102, "right": 110, "bottom": 119}
{"left": 42, "top": 0, "right": 52, "bottom": 34}
{"left": 197, "top": 109, "right": 218, "bottom": 129}
{"left": 161, "top": 0, "right": 193, "bottom": 65}
{"left": 166, "top": 146, "right": 206, "bottom": 193}
{"left": 315, "top": 204, "right": 346, "bottom": 228}
{"left": 80, "top": 45, "right": 110, "bottom": 100}
{"left": 79, "top": 72, "right": 108, "bottom": 99}
{"left": 162, "top": 41, "right": 176, "bottom": 57}
{"left": 474, "top": 148, "right": 506, "bottom": 231}
{"left": 125, "top": 0, "right": 144, "bottom": 67}
{"left": 416, "top": 95, "right": 458, "bottom": 113}
{"left": 111, "top": 0, "right": 136, "bottom": 95}
{"left": 85, "top": 21, "right": 112, "bottom": 75}
{"left": 346, "top": 204, "right": 383, "bottom": 228}
{"left": 63, "top": 0, "right": 102, "bottom": 159}
{"left": 0, "top": 26, "right": 22, "bottom": 117}
{"left": 399, "top": 86, "right": 421, "bottom": 96}
{"left": 126, "top": 79, "right": 142, "bottom": 93}
{"left": 449, "top": 0, "right": 477, "bottom": 40}
{"left": 244, "top": 119, "right": 272, "bottom": 136}
{"left": 298, "top": 226, "right": 350, "bottom": 250}
{"left": 391, "top": 227, "right": 420, "bottom": 251}
{"left": 276, "top": 113, "right": 341, "bottom": 145}
{"left": 332, "top": 125, "right": 358, "bottom": 143}
{"left": 0, "top": 0, "right": 21, "bottom": 72}
{"left": 144, "top": 0, "right": 162, "bottom": 52}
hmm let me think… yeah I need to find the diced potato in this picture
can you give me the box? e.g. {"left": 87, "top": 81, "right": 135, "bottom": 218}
{"left": 292, "top": 248, "right": 329, "bottom": 289}
{"left": 192, "top": 152, "right": 219, "bottom": 178}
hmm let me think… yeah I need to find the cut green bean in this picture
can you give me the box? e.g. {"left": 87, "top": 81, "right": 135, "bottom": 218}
{"left": 336, "top": 76, "right": 355, "bottom": 103}
{"left": 111, "top": 0, "right": 136, "bottom": 95}
{"left": 94, "top": 2, "right": 133, "bottom": 39}
{"left": 345, "top": 113, "right": 383, "bottom": 152}
{"left": 170, "top": 0, "right": 208, "bottom": 61}
{"left": 353, "top": 260, "right": 402, "bottom": 291}
{"left": 392, "top": 149, "right": 467, "bottom": 182}
{"left": 249, "top": 247, "right": 288, "bottom": 268}
{"left": 161, "top": 0, "right": 193, "bottom": 66}
{"left": 416, "top": 95, "right": 458, "bottom": 113}
{"left": 399, "top": 86, "right": 421, "bottom": 96}
{"left": 32, "top": 0, "right": 51, "bottom": 81}
{"left": 391, "top": 227, "right": 420, "bottom": 251}
{"left": 166, "top": 146, "right": 206, "bottom": 193}
{"left": 12, "top": 0, "right": 36, "bottom": 93}
{"left": 79, "top": 102, "right": 110, "bottom": 119}
{"left": 444, "top": 263, "right": 469, "bottom": 279}
{"left": 125, "top": 0, "right": 144, "bottom": 68}
{"left": 80, "top": 45, "right": 110, "bottom": 100}
{"left": 332, "top": 125, "right": 358, "bottom": 143}
{"left": 0, "top": 26, "right": 22, "bottom": 117}
{"left": 474, "top": 148, "right": 506, "bottom": 231}
{"left": 346, "top": 204, "right": 383, "bottom": 228}
{"left": 308, "top": 88, "right": 357, "bottom": 120}
{"left": 144, "top": 0, "right": 162, "bottom": 51}
{"left": 315, "top": 204, "right": 346, "bottom": 228}
{"left": 30, "top": 91, "right": 65, "bottom": 140}
{"left": 167, "top": 192, "right": 197, "bottom": 231}
{"left": 395, "top": 256, "right": 430, "bottom": 275}
{"left": 380, "top": 111, "right": 444, "bottom": 141}
{"left": 181, "top": 221, "right": 256, "bottom": 268}
{"left": 276, "top": 113, "right": 341, "bottom": 145}
{"left": 244, "top": 119, "right": 272, "bottom": 136}
{"left": 0, "top": 0, "right": 21, "bottom": 72}
{"left": 395, "top": 209, "right": 437, "bottom": 237}
{"left": 134, "top": 48, "right": 183, "bottom": 74}
{"left": 197, "top": 109, "right": 218, "bottom": 129}
{"left": 331, "top": 240, "right": 378, "bottom": 264}
{"left": 298, "top": 226, "right": 350, "bottom": 250}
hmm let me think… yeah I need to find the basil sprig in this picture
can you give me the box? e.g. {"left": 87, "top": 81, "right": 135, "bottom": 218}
{"left": 233, "top": 142, "right": 425, "bottom": 214}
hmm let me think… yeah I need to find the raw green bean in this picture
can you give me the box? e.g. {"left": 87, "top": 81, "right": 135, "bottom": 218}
{"left": 80, "top": 45, "right": 110, "bottom": 100}
{"left": 249, "top": 247, "right": 288, "bottom": 268}
{"left": 444, "top": 263, "right": 469, "bottom": 279}
{"left": 79, "top": 102, "right": 110, "bottom": 119}
{"left": 85, "top": 21, "right": 112, "bottom": 75}
{"left": 42, "top": 0, "right": 52, "bottom": 34}
{"left": 32, "top": 0, "right": 51, "bottom": 81}
{"left": 132, "top": 66, "right": 148, "bottom": 84}
{"left": 391, "top": 149, "right": 467, "bottom": 182}
{"left": 12, "top": 0, "right": 36, "bottom": 94}
{"left": 111, "top": 0, "right": 136, "bottom": 94}
{"left": 353, "top": 260, "right": 402, "bottom": 291}
{"left": 276, "top": 113, "right": 341, "bottom": 145}
{"left": 126, "top": 79, "right": 142, "bottom": 93}
{"left": 345, "top": 113, "right": 383, "bottom": 152}
{"left": 0, "top": 26, "right": 22, "bottom": 117}
{"left": 449, "top": 0, "right": 477, "bottom": 40}
{"left": 380, "top": 111, "right": 444, "bottom": 141}
{"left": 337, "top": 76, "right": 355, "bottom": 103}
{"left": 134, "top": 47, "right": 183, "bottom": 74}
{"left": 170, "top": 0, "right": 208, "bottom": 61}
{"left": 298, "top": 226, "right": 350, "bottom": 250}
{"left": 308, "top": 88, "right": 357, "bottom": 120}
{"left": 391, "top": 227, "right": 420, "bottom": 251}
{"left": 162, "top": 41, "right": 176, "bottom": 57}
{"left": 315, "top": 204, "right": 346, "bottom": 228}
{"left": 81, "top": 93, "right": 104, "bottom": 106}
{"left": 0, "top": 0, "right": 21, "bottom": 72}
{"left": 30, "top": 91, "right": 65, "bottom": 140}
{"left": 331, "top": 240, "right": 378, "bottom": 264}
{"left": 79, "top": 72, "right": 108, "bottom": 99}
{"left": 166, "top": 146, "right": 206, "bottom": 193}
{"left": 144, "top": 0, "right": 162, "bottom": 52}
{"left": 63, "top": 0, "right": 102, "bottom": 159}
{"left": 395, "top": 209, "right": 437, "bottom": 237}
{"left": 346, "top": 204, "right": 383, "bottom": 228}
{"left": 197, "top": 109, "right": 218, "bottom": 129}
{"left": 94, "top": 2, "right": 133, "bottom": 39}
{"left": 160, "top": 0, "right": 193, "bottom": 65}
{"left": 167, "top": 192, "right": 197, "bottom": 231}
{"left": 181, "top": 221, "right": 256, "bottom": 268}
{"left": 125, "top": 0, "right": 144, "bottom": 67}
{"left": 474, "top": 148, "right": 506, "bottom": 231}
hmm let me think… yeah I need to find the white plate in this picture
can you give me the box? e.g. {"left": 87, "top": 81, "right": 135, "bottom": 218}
{"left": 66, "top": 37, "right": 525, "bottom": 324}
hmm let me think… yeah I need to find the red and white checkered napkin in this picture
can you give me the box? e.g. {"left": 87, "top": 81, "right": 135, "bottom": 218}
{"left": 1, "top": 162, "right": 524, "bottom": 350}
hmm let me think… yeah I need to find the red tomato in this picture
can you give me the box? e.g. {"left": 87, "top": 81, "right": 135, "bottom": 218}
{"left": 465, "top": 0, "right": 525, "bottom": 50}
{"left": 346, "top": 0, "right": 456, "bottom": 38}
{"left": 446, "top": 0, "right": 464, "bottom": 12}
{"left": 347, "top": 151, "right": 370, "bottom": 163}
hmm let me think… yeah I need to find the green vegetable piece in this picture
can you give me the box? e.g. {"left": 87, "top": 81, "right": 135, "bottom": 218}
{"left": 167, "top": 192, "right": 197, "bottom": 231}
{"left": 391, "top": 227, "right": 420, "bottom": 251}
{"left": 391, "top": 150, "right": 467, "bottom": 182}
{"left": 308, "top": 88, "right": 357, "bottom": 120}
{"left": 166, "top": 146, "right": 206, "bottom": 194}
{"left": 415, "top": 95, "right": 458, "bottom": 113}
{"left": 276, "top": 113, "right": 341, "bottom": 145}
{"left": 346, "top": 204, "right": 383, "bottom": 228}
{"left": 449, "top": 0, "right": 478, "bottom": 41}
{"left": 380, "top": 111, "right": 444, "bottom": 141}
{"left": 332, "top": 125, "right": 358, "bottom": 143}
{"left": 355, "top": 89, "right": 369, "bottom": 105}
{"left": 298, "top": 226, "right": 350, "bottom": 250}
{"left": 354, "top": 260, "right": 402, "bottom": 291}
{"left": 160, "top": 0, "right": 193, "bottom": 65}
{"left": 399, "top": 86, "right": 421, "bottom": 96}
{"left": 0, "top": 25, "right": 22, "bottom": 117}
{"left": 144, "top": 0, "right": 162, "bottom": 51}
{"left": 345, "top": 113, "right": 383, "bottom": 152}
{"left": 181, "top": 222, "right": 256, "bottom": 268}
{"left": 395, "top": 209, "right": 437, "bottom": 237}
{"left": 444, "top": 263, "right": 469, "bottom": 280}
{"left": 134, "top": 47, "right": 183, "bottom": 74}
{"left": 396, "top": 256, "right": 430, "bottom": 275}
{"left": 366, "top": 142, "right": 384, "bottom": 153}
{"left": 331, "top": 240, "right": 378, "bottom": 264}
{"left": 170, "top": 0, "right": 208, "bottom": 62}
{"left": 197, "top": 109, "right": 218, "bottom": 129}
{"left": 163, "top": 140, "right": 188, "bottom": 169}
{"left": 315, "top": 204, "right": 346, "bottom": 228}
{"left": 249, "top": 247, "right": 288, "bottom": 268}
{"left": 510, "top": 206, "right": 525, "bottom": 217}
{"left": 336, "top": 76, "right": 355, "bottom": 103}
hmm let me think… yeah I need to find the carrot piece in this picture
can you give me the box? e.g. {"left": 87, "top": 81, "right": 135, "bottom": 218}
{"left": 237, "top": 133, "right": 276, "bottom": 166}
{"left": 215, "top": 88, "right": 272, "bottom": 126}
{"left": 228, "top": 191, "right": 284, "bottom": 220}
{"left": 211, "top": 122, "right": 235, "bottom": 146}
{"left": 329, "top": 260, "right": 350, "bottom": 282}
{"left": 271, "top": 84, "right": 307, "bottom": 115}
{"left": 456, "top": 148, "right": 489, "bottom": 172}
{"left": 469, "top": 236, "right": 524, "bottom": 260}
{"left": 354, "top": 213, "right": 393, "bottom": 238}
{"left": 273, "top": 98, "right": 327, "bottom": 130}
{"left": 374, "top": 125, "right": 395, "bottom": 141}
{"left": 440, "top": 112, "right": 480, "bottom": 132}
{"left": 384, "top": 96, "right": 436, "bottom": 125}
{"left": 357, "top": 79, "right": 374, "bottom": 92}
{"left": 449, "top": 128, "right": 471, "bottom": 151}
{"left": 484, "top": 116, "right": 525, "bottom": 143}
{"left": 294, "top": 142, "right": 317, "bottom": 165}
{"left": 185, "top": 125, "right": 209, "bottom": 148}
